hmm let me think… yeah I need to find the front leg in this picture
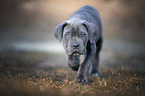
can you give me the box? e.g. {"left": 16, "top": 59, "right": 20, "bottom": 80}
{"left": 76, "top": 42, "right": 96, "bottom": 83}
{"left": 66, "top": 55, "right": 80, "bottom": 71}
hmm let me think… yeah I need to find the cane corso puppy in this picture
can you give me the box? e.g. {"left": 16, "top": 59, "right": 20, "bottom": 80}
{"left": 54, "top": 5, "right": 103, "bottom": 83}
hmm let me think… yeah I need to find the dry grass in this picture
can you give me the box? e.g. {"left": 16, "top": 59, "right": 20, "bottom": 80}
{"left": 0, "top": 51, "right": 145, "bottom": 96}
{"left": 0, "top": 68, "right": 145, "bottom": 96}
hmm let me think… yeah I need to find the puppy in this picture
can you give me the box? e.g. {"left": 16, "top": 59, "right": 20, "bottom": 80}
{"left": 54, "top": 5, "right": 103, "bottom": 83}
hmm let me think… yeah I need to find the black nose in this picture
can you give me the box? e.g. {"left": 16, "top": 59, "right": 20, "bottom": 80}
{"left": 73, "top": 43, "right": 79, "bottom": 48}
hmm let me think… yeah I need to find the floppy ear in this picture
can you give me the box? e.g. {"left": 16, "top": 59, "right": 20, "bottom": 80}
{"left": 82, "top": 20, "right": 99, "bottom": 43}
{"left": 54, "top": 21, "right": 67, "bottom": 42}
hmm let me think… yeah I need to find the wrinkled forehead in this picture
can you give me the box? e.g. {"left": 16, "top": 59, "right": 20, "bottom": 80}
{"left": 63, "top": 23, "right": 87, "bottom": 34}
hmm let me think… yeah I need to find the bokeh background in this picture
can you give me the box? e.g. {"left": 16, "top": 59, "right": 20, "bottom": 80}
{"left": 0, "top": 0, "right": 145, "bottom": 71}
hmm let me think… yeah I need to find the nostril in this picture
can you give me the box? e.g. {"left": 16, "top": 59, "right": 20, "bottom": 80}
{"left": 73, "top": 43, "right": 79, "bottom": 48}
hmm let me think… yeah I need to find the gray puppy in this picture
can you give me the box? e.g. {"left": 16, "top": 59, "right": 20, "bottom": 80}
{"left": 54, "top": 5, "right": 103, "bottom": 83}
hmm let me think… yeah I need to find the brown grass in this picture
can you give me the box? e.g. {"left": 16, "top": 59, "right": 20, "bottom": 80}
{"left": 0, "top": 51, "right": 145, "bottom": 96}
{"left": 0, "top": 68, "right": 145, "bottom": 96}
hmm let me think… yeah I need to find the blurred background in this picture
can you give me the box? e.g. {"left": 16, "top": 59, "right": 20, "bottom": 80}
{"left": 0, "top": 0, "right": 145, "bottom": 71}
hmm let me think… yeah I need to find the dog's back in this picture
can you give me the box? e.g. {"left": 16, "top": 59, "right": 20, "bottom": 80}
{"left": 69, "top": 5, "right": 102, "bottom": 33}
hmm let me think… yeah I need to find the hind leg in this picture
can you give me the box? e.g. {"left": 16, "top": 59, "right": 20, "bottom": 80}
{"left": 90, "top": 53, "right": 102, "bottom": 77}
{"left": 90, "top": 39, "right": 103, "bottom": 78}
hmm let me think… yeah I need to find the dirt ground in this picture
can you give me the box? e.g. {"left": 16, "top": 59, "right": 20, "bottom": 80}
{"left": 0, "top": 51, "right": 145, "bottom": 96}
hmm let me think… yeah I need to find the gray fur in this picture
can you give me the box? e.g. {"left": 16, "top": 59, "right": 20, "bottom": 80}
{"left": 54, "top": 5, "right": 103, "bottom": 83}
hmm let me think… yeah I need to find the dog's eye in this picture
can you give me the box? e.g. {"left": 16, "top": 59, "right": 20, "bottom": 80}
{"left": 81, "top": 33, "right": 86, "bottom": 37}
{"left": 64, "top": 32, "right": 70, "bottom": 38}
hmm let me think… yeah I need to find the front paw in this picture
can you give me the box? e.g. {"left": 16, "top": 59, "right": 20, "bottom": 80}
{"left": 76, "top": 74, "right": 88, "bottom": 83}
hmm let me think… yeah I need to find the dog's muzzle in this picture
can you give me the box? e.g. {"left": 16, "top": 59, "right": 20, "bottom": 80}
{"left": 66, "top": 41, "right": 86, "bottom": 56}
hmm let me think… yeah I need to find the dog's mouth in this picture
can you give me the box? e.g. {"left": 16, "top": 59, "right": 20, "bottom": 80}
{"left": 72, "top": 51, "right": 80, "bottom": 56}
{"left": 67, "top": 49, "right": 86, "bottom": 56}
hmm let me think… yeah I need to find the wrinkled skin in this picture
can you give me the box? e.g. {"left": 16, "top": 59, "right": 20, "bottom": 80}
{"left": 54, "top": 5, "right": 103, "bottom": 83}
{"left": 63, "top": 20, "right": 88, "bottom": 56}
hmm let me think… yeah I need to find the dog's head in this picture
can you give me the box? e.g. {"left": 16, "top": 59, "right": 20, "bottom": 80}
{"left": 54, "top": 18, "right": 99, "bottom": 56}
